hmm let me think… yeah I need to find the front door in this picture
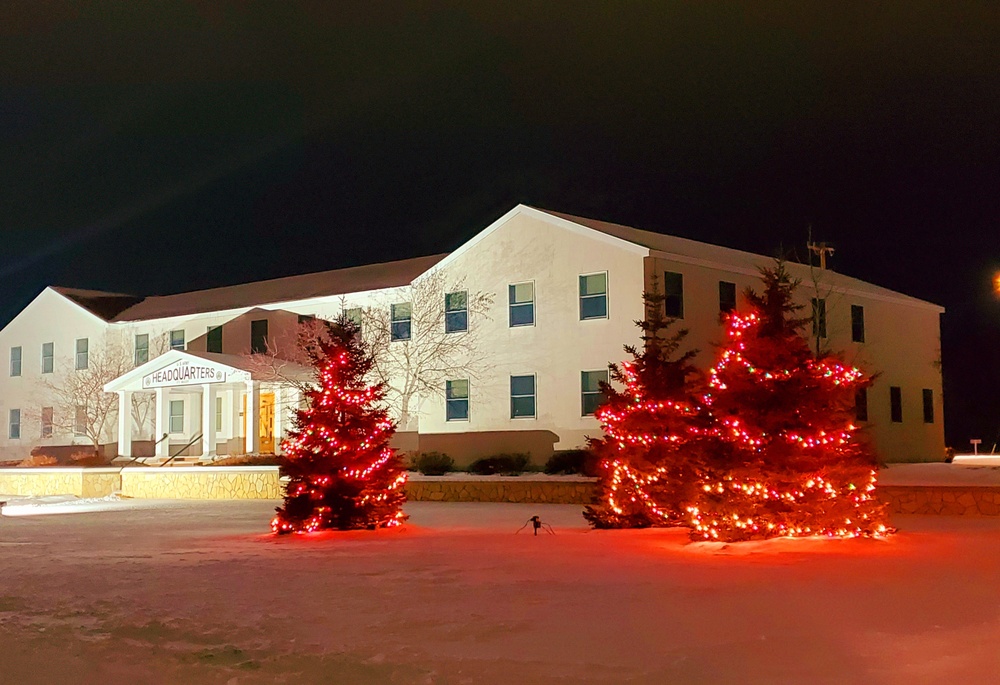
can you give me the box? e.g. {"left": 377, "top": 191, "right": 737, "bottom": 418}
{"left": 259, "top": 392, "right": 275, "bottom": 454}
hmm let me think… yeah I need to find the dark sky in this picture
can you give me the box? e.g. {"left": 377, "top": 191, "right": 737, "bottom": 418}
{"left": 2, "top": 2, "right": 999, "bottom": 448}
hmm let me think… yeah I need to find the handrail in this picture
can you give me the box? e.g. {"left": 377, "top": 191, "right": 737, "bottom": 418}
{"left": 159, "top": 433, "right": 203, "bottom": 467}
{"left": 121, "top": 433, "right": 169, "bottom": 467}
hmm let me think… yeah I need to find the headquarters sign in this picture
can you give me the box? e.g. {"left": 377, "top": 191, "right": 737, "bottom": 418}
{"left": 142, "top": 360, "right": 227, "bottom": 389}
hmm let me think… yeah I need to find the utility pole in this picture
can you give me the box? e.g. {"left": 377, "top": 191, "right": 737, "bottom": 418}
{"left": 807, "top": 240, "right": 835, "bottom": 270}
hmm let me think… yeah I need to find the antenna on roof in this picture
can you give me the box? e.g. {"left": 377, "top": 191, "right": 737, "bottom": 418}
{"left": 807, "top": 225, "right": 835, "bottom": 270}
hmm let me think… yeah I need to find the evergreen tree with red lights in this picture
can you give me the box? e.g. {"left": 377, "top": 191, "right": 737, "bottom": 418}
{"left": 584, "top": 280, "right": 705, "bottom": 528}
{"left": 689, "top": 263, "right": 892, "bottom": 542}
{"left": 271, "top": 318, "right": 407, "bottom": 534}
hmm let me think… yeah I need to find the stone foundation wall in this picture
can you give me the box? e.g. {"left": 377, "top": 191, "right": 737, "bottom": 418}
{"left": 120, "top": 467, "right": 281, "bottom": 500}
{"left": 405, "top": 478, "right": 596, "bottom": 504}
{"left": 0, "top": 468, "right": 120, "bottom": 498}
{"left": 880, "top": 485, "right": 1000, "bottom": 516}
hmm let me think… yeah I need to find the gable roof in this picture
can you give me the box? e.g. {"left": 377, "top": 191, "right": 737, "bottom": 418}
{"left": 51, "top": 287, "right": 143, "bottom": 321}
{"left": 111, "top": 253, "right": 448, "bottom": 322}
{"left": 530, "top": 207, "right": 943, "bottom": 312}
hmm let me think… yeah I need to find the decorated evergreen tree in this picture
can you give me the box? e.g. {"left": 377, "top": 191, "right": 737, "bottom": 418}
{"left": 584, "top": 280, "right": 704, "bottom": 528}
{"left": 271, "top": 319, "right": 407, "bottom": 534}
{"left": 689, "top": 263, "right": 892, "bottom": 542}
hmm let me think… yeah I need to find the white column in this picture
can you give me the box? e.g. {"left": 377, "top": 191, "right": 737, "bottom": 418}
{"left": 226, "top": 385, "right": 239, "bottom": 453}
{"left": 154, "top": 387, "right": 170, "bottom": 458}
{"left": 116, "top": 390, "right": 133, "bottom": 457}
{"left": 245, "top": 380, "right": 260, "bottom": 454}
{"left": 201, "top": 384, "right": 217, "bottom": 459}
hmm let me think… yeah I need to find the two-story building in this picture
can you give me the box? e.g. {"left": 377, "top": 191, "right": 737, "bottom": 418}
{"left": 0, "top": 205, "right": 946, "bottom": 466}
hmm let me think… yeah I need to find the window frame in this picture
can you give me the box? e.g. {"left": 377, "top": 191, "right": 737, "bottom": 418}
{"left": 169, "top": 400, "right": 185, "bottom": 434}
{"left": 510, "top": 374, "right": 537, "bottom": 419}
{"left": 851, "top": 304, "right": 865, "bottom": 343}
{"left": 664, "top": 271, "right": 684, "bottom": 319}
{"left": 579, "top": 271, "right": 609, "bottom": 321}
{"left": 134, "top": 333, "right": 149, "bottom": 366}
{"left": 508, "top": 281, "right": 535, "bottom": 328}
{"left": 169, "top": 330, "right": 186, "bottom": 350}
{"left": 719, "top": 280, "right": 737, "bottom": 314}
{"left": 890, "top": 386, "right": 903, "bottom": 423}
{"left": 444, "top": 290, "right": 469, "bottom": 334}
{"left": 8, "top": 408, "right": 20, "bottom": 440}
{"left": 74, "top": 405, "right": 87, "bottom": 436}
{"left": 445, "top": 379, "right": 470, "bottom": 422}
{"left": 206, "top": 326, "right": 223, "bottom": 354}
{"left": 215, "top": 395, "right": 224, "bottom": 434}
{"left": 75, "top": 338, "right": 89, "bottom": 370}
{"left": 922, "top": 388, "right": 934, "bottom": 424}
{"left": 9, "top": 346, "right": 21, "bottom": 377}
{"left": 250, "top": 319, "right": 269, "bottom": 354}
{"left": 855, "top": 387, "right": 869, "bottom": 422}
{"left": 40, "top": 406, "right": 53, "bottom": 439}
{"left": 581, "top": 369, "right": 609, "bottom": 417}
{"left": 344, "top": 307, "right": 363, "bottom": 332}
{"left": 391, "top": 302, "right": 412, "bottom": 341}
{"left": 41, "top": 342, "right": 54, "bottom": 374}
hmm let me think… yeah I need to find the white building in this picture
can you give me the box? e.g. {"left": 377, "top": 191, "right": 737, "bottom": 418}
{"left": 0, "top": 205, "right": 946, "bottom": 466}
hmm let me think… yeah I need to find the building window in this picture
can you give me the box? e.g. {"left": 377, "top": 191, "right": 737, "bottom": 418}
{"left": 922, "top": 389, "right": 934, "bottom": 424}
{"left": 250, "top": 320, "right": 268, "bottom": 354}
{"left": 890, "top": 386, "right": 903, "bottom": 423}
{"left": 391, "top": 303, "right": 412, "bottom": 341}
{"left": 206, "top": 326, "right": 223, "bottom": 354}
{"left": 509, "top": 282, "right": 535, "bottom": 327}
{"left": 344, "top": 308, "right": 363, "bottom": 331}
{"left": 719, "top": 281, "right": 737, "bottom": 313}
{"left": 8, "top": 409, "right": 20, "bottom": 440}
{"left": 41, "top": 406, "right": 53, "bottom": 439}
{"left": 9, "top": 346, "right": 21, "bottom": 377}
{"left": 169, "top": 330, "right": 186, "bottom": 350}
{"left": 446, "top": 379, "right": 470, "bottom": 421}
{"left": 75, "top": 338, "right": 89, "bottom": 370}
{"left": 216, "top": 396, "right": 224, "bottom": 433}
{"left": 510, "top": 374, "right": 536, "bottom": 418}
{"left": 41, "top": 342, "right": 54, "bottom": 374}
{"left": 445, "top": 291, "right": 468, "bottom": 333}
{"left": 811, "top": 298, "right": 827, "bottom": 339}
{"left": 582, "top": 369, "right": 609, "bottom": 416}
{"left": 74, "top": 406, "right": 87, "bottom": 436}
{"left": 851, "top": 305, "right": 865, "bottom": 343}
{"left": 169, "top": 400, "right": 184, "bottom": 434}
{"left": 855, "top": 387, "right": 868, "bottom": 422}
{"left": 664, "top": 271, "right": 684, "bottom": 318}
{"left": 134, "top": 334, "right": 149, "bottom": 365}
{"left": 579, "top": 272, "right": 608, "bottom": 320}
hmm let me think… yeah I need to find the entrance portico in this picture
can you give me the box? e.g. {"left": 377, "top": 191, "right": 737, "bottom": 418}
{"left": 105, "top": 350, "right": 309, "bottom": 462}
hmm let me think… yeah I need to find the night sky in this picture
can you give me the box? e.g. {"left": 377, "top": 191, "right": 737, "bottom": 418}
{"left": 2, "top": 3, "right": 998, "bottom": 449}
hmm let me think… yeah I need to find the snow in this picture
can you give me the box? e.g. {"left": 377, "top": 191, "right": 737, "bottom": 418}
{"left": 1, "top": 501, "right": 999, "bottom": 684}
{"left": 880, "top": 462, "right": 1000, "bottom": 486}
{"left": 0, "top": 494, "right": 174, "bottom": 517}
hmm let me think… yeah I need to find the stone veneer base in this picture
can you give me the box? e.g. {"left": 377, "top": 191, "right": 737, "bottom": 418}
{"left": 2, "top": 468, "right": 1000, "bottom": 515}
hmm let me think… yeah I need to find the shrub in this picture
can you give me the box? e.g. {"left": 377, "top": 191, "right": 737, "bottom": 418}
{"left": 209, "top": 454, "right": 281, "bottom": 466}
{"left": 544, "top": 449, "right": 600, "bottom": 476}
{"left": 468, "top": 453, "right": 531, "bottom": 476}
{"left": 18, "top": 454, "right": 58, "bottom": 468}
{"left": 70, "top": 451, "right": 111, "bottom": 467}
{"left": 415, "top": 452, "right": 455, "bottom": 476}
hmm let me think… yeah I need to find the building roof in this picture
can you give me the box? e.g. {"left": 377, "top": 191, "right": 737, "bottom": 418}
{"left": 110, "top": 253, "right": 448, "bottom": 322}
{"left": 51, "top": 287, "right": 143, "bottom": 321}
{"left": 531, "top": 207, "right": 943, "bottom": 311}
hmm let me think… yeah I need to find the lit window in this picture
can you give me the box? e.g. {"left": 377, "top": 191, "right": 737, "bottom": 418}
{"left": 8, "top": 409, "right": 20, "bottom": 440}
{"left": 135, "top": 334, "right": 149, "bottom": 365}
{"left": 41, "top": 407, "right": 53, "bottom": 438}
{"left": 445, "top": 291, "right": 468, "bottom": 333}
{"left": 664, "top": 271, "right": 684, "bottom": 318}
{"left": 169, "top": 400, "right": 184, "bottom": 434}
{"left": 719, "top": 281, "right": 737, "bottom": 313}
{"left": 41, "top": 342, "right": 54, "bottom": 374}
{"left": 812, "top": 298, "right": 827, "bottom": 339}
{"left": 75, "top": 338, "right": 89, "bottom": 370}
{"left": 9, "top": 346, "right": 21, "bottom": 377}
{"left": 579, "top": 273, "right": 608, "bottom": 320}
{"left": 391, "top": 303, "right": 412, "bottom": 341}
{"left": 851, "top": 305, "right": 865, "bottom": 343}
{"left": 510, "top": 374, "right": 536, "bottom": 418}
{"left": 509, "top": 282, "right": 534, "bottom": 327}
{"left": 581, "top": 370, "right": 609, "bottom": 416}
{"left": 206, "top": 326, "right": 223, "bottom": 354}
{"left": 170, "top": 330, "right": 186, "bottom": 350}
{"left": 446, "top": 379, "right": 470, "bottom": 421}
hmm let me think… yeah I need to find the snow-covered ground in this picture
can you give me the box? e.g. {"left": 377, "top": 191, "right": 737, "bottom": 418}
{"left": 0, "top": 501, "right": 998, "bottom": 684}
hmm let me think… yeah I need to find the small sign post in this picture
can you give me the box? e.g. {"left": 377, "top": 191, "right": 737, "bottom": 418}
{"left": 970, "top": 439, "right": 982, "bottom": 455}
